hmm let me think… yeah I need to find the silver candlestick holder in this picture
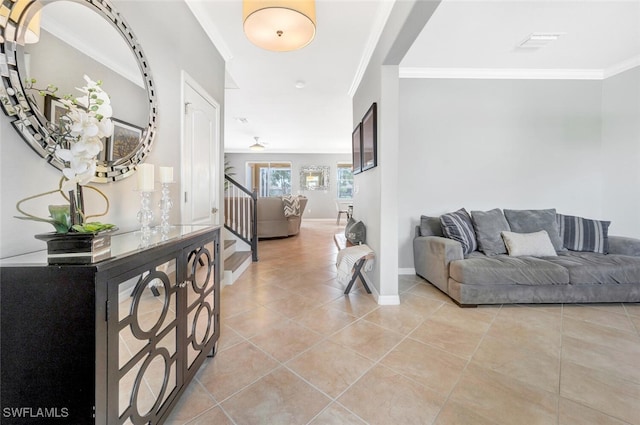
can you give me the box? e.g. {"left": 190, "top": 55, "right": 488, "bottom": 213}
{"left": 158, "top": 183, "right": 173, "bottom": 235}
{"left": 137, "top": 191, "right": 154, "bottom": 240}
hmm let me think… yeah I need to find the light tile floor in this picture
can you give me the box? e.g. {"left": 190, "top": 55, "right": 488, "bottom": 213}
{"left": 166, "top": 220, "right": 640, "bottom": 425}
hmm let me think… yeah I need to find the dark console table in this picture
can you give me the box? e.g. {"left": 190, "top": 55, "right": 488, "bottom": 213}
{"left": 0, "top": 225, "right": 221, "bottom": 424}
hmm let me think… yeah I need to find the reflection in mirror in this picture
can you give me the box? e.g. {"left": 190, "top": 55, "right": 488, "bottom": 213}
{"left": 0, "top": 0, "right": 157, "bottom": 182}
{"left": 300, "top": 165, "right": 330, "bottom": 191}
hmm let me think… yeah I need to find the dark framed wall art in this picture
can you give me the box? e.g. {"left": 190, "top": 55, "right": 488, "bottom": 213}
{"left": 361, "top": 102, "right": 377, "bottom": 171}
{"left": 351, "top": 102, "right": 377, "bottom": 175}
{"left": 107, "top": 118, "right": 144, "bottom": 162}
{"left": 44, "top": 95, "right": 69, "bottom": 125}
{"left": 352, "top": 122, "right": 362, "bottom": 174}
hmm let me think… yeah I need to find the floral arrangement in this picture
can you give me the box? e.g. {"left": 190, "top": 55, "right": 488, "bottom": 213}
{"left": 50, "top": 75, "right": 114, "bottom": 190}
{"left": 15, "top": 75, "right": 116, "bottom": 234}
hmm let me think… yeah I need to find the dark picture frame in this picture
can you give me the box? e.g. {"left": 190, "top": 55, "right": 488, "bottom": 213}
{"left": 44, "top": 94, "right": 71, "bottom": 126}
{"left": 107, "top": 118, "right": 144, "bottom": 162}
{"left": 361, "top": 102, "right": 377, "bottom": 171}
{"left": 351, "top": 122, "right": 362, "bottom": 174}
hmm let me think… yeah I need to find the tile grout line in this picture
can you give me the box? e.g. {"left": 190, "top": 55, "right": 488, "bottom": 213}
{"left": 429, "top": 303, "right": 503, "bottom": 425}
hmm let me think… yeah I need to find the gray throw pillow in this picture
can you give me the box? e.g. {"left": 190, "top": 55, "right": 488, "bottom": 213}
{"left": 344, "top": 217, "right": 356, "bottom": 238}
{"left": 440, "top": 208, "right": 477, "bottom": 254}
{"left": 471, "top": 208, "right": 510, "bottom": 256}
{"left": 556, "top": 214, "right": 611, "bottom": 254}
{"left": 346, "top": 220, "right": 366, "bottom": 245}
{"left": 419, "top": 215, "right": 444, "bottom": 237}
{"left": 503, "top": 209, "right": 564, "bottom": 251}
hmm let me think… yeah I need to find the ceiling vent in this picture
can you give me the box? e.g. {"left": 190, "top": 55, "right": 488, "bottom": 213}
{"left": 518, "top": 33, "right": 564, "bottom": 49}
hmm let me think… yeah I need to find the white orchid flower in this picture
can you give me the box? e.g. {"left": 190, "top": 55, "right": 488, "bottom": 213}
{"left": 82, "top": 74, "right": 100, "bottom": 89}
{"left": 98, "top": 118, "right": 114, "bottom": 138}
{"left": 68, "top": 110, "right": 100, "bottom": 139}
{"left": 60, "top": 155, "right": 96, "bottom": 189}
{"left": 55, "top": 147, "right": 73, "bottom": 163}
{"left": 48, "top": 76, "right": 113, "bottom": 190}
{"left": 71, "top": 138, "right": 103, "bottom": 158}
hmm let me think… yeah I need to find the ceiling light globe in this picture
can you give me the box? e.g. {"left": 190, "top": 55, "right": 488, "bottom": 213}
{"left": 243, "top": 1, "right": 316, "bottom": 52}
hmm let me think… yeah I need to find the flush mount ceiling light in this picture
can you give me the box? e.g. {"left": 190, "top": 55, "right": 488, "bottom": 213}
{"left": 518, "top": 33, "right": 565, "bottom": 49}
{"left": 249, "top": 137, "right": 266, "bottom": 151}
{"left": 243, "top": 0, "right": 316, "bottom": 52}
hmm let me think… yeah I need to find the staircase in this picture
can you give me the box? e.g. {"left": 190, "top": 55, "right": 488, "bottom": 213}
{"left": 223, "top": 238, "right": 253, "bottom": 286}
{"left": 223, "top": 174, "right": 258, "bottom": 285}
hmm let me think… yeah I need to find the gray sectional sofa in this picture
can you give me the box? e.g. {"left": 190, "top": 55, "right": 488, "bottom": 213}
{"left": 413, "top": 208, "right": 640, "bottom": 307}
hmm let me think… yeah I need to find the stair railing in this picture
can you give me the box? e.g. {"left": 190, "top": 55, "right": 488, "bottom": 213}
{"left": 224, "top": 174, "right": 258, "bottom": 261}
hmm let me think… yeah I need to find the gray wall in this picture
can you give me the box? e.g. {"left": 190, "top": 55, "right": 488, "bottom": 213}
{"left": 397, "top": 72, "right": 640, "bottom": 270}
{"left": 0, "top": 1, "right": 226, "bottom": 258}
{"left": 225, "top": 152, "right": 352, "bottom": 219}
{"left": 602, "top": 67, "right": 640, "bottom": 238}
{"left": 351, "top": 0, "right": 440, "bottom": 300}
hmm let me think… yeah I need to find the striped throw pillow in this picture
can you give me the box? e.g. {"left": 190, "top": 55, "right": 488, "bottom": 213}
{"left": 440, "top": 208, "right": 478, "bottom": 254}
{"left": 556, "top": 214, "right": 611, "bottom": 254}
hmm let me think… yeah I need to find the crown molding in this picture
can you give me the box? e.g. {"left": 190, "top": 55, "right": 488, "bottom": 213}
{"left": 348, "top": 0, "right": 396, "bottom": 97}
{"left": 185, "top": 0, "right": 233, "bottom": 62}
{"left": 399, "top": 67, "right": 604, "bottom": 80}
{"left": 399, "top": 56, "right": 640, "bottom": 81}
{"left": 604, "top": 55, "right": 640, "bottom": 79}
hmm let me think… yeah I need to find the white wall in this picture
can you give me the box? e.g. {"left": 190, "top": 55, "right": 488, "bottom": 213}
{"left": 602, "top": 67, "right": 640, "bottom": 238}
{"left": 224, "top": 152, "right": 352, "bottom": 219}
{"left": 0, "top": 1, "right": 226, "bottom": 258}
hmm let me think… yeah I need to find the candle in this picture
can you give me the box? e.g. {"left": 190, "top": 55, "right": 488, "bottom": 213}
{"left": 137, "top": 163, "right": 154, "bottom": 191}
{"left": 159, "top": 166, "right": 173, "bottom": 183}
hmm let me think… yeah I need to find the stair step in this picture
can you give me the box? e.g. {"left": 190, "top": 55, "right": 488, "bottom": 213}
{"left": 225, "top": 251, "right": 252, "bottom": 272}
{"left": 224, "top": 239, "right": 236, "bottom": 250}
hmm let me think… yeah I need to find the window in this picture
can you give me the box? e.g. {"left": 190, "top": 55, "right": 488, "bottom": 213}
{"left": 337, "top": 163, "right": 353, "bottom": 199}
{"left": 246, "top": 162, "right": 292, "bottom": 197}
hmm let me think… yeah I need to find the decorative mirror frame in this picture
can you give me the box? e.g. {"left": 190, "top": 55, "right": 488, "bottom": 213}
{"left": 0, "top": 0, "right": 157, "bottom": 182}
{"left": 299, "top": 165, "right": 330, "bottom": 191}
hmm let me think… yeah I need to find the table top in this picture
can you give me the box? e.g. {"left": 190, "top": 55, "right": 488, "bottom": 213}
{"left": 0, "top": 224, "right": 221, "bottom": 266}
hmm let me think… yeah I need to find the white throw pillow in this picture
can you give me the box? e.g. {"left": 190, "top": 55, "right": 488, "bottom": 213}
{"left": 501, "top": 230, "right": 557, "bottom": 257}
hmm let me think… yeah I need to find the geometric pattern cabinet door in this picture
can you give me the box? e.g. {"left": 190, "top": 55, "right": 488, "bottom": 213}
{"left": 109, "top": 256, "right": 181, "bottom": 425}
{"left": 184, "top": 240, "right": 220, "bottom": 380}
{"left": 108, "top": 231, "right": 220, "bottom": 425}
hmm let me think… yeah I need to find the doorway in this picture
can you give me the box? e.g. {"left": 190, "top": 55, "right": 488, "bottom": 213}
{"left": 181, "top": 72, "right": 221, "bottom": 224}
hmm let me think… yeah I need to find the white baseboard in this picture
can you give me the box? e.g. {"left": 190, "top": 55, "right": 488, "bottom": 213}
{"left": 398, "top": 268, "right": 416, "bottom": 275}
{"left": 376, "top": 294, "right": 401, "bottom": 305}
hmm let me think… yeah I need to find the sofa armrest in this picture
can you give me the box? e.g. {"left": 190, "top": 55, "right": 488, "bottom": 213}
{"left": 413, "top": 236, "right": 464, "bottom": 293}
{"left": 608, "top": 236, "right": 640, "bottom": 256}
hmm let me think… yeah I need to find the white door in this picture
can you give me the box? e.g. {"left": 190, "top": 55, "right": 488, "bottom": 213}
{"left": 181, "top": 73, "right": 220, "bottom": 225}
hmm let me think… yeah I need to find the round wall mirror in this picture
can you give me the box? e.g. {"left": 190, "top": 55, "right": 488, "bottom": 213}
{"left": 0, "top": 0, "right": 157, "bottom": 182}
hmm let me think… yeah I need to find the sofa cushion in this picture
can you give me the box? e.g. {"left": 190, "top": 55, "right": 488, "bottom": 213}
{"left": 471, "top": 208, "right": 510, "bottom": 256}
{"left": 556, "top": 214, "right": 611, "bottom": 254}
{"left": 419, "top": 215, "right": 444, "bottom": 237}
{"left": 501, "top": 230, "right": 557, "bottom": 257}
{"left": 440, "top": 208, "right": 477, "bottom": 255}
{"left": 544, "top": 252, "right": 640, "bottom": 284}
{"left": 449, "top": 252, "right": 569, "bottom": 285}
{"left": 504, "top": 209, "right": 564, "bottom": 251}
